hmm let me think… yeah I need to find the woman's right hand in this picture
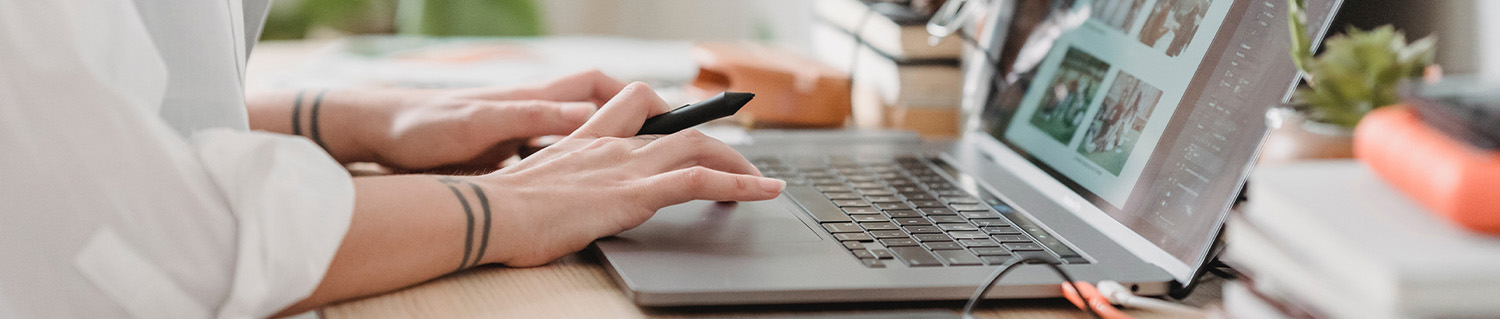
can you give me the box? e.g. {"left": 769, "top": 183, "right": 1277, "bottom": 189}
{"left": 474, "top": 82, "right": 785, "bottom": 267}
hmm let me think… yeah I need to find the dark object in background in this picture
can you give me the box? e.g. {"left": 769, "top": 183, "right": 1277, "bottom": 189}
{"left": 1405, "top": 78, "right": 1500, "bottom": 150}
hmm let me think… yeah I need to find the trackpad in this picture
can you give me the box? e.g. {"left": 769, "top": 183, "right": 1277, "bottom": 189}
{"left": 615, "top": 196, "right": 822, "bottom": 244}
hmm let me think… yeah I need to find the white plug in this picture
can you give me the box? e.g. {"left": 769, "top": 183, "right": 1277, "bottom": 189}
{"left": 1096, "top": 280, "right": 1204, "bottom": 316}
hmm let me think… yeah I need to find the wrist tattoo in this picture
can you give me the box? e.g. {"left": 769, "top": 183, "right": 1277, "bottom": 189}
{"left": 290, "top": 89, "right": 330, "bottom": 150}
{"left": 434, "top": 176, "right": 494, "bottom": 271}
{"left": 309, "top": 89, "right": 329, "bottom": 150}
{"left": 291, "top": 90, "right": 305, "bottom": 136}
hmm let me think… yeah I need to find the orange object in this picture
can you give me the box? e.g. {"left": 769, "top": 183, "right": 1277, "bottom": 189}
{"left": 1354, "top": 106, "right": 1500, "bottom": 234}
{"left": 1060, "top": 282, "right": 1133, "bottom": 319}
{"left": 689, "top": 43, "right": 851, "bottom": 127}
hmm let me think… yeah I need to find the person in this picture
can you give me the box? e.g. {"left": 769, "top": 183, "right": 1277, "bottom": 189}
{"left": 0, "top": 0, "right": 784, "bottom": 318}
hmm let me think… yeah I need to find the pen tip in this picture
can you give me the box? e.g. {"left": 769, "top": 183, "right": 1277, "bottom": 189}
{"left": 722, "top": 92, "right": 755, "bottom": 106}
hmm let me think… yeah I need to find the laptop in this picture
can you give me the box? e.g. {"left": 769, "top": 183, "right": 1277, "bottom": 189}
{"left": 595, "top": 0, "right": 1342, "bottom": 306}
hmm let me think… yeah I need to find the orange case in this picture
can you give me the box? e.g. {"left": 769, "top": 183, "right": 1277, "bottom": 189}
{"left": 1355, "top": 106, "right": 1500, "bottom": 234}
{"left": 689, "top": 43, "right": 851, "bottom": 127}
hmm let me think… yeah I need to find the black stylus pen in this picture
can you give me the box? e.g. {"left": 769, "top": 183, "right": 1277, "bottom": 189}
{"left": 636, "top": 92, "right": 754, "bottom": 135}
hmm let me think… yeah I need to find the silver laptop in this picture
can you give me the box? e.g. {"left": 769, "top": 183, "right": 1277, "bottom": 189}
{"left": 596, "top": 0, "right": 1342, "bottom": 306}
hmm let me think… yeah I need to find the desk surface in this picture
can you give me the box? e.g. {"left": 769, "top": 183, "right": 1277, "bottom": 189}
{"left": 319, "top": 253, "right": 1222, "bottom": 318}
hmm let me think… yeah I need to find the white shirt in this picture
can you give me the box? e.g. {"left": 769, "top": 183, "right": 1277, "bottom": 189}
{"left": 0, "top": 0, "right": 354, "bottom": 318}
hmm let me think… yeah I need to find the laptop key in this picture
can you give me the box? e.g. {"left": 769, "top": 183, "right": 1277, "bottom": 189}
{"left": 842, "top": 241, "right": 865, "bottom": 250}
{"left": 960, "top": 211, "right": 1003, "bottom": 219}
{"left": 992, "top": 235, "right": 1032, "bottom": 242}
{"left": 875, "top": 202, "right": 913, "bottom": 211}
{"left": 893, "top": 218, "right": 932, "bottom": 226}
{"left": 1003, "top": 242, "right": 1045, "bottom": 251}
{"left": 959, "top": 239, "right": 1001, "bottom": 247}
{"left": 842, "top": 206, "right": 881, "bottom": 215}
{"left": 971, "top": 247, "right": 1012, "bottom": 256}
{"left": 948, "top": 231, "right": 989, "bottom": 239}
{"left": 942, "top": 196, "right": 981, "bottom": 204}
{"left": 885, "top": 210, "right": 921, "bottom": 218}
{"left": 880, "top": 238, "right": 919, "bottom": 247}
{"left": 937, "top": 223, "right": 979, "bottom": 231}
{"left": 970, "top": 219, "right": 1011, "bottom": 226}
{"left": 983, "top": 226, "right": 1022, "bottom": 235}
{"left": 928, "top": 216, "right": 967, "bottom": 224}
{"left": 861, "top": 222, "right": 900, "bottom": 230}
{"left": 824, "top": 192, "right": 861, "bottom": 200}
{"left": 851, "top": 215, "right": 891, "bottom": 222}
{"left": 888, "top": 246, "right": 944, "bottom": 267}
{"left": 918, "top": 208, "right": 958, "bottom": 216}
{"left": 903, "top": 226, "right": 942, "bottom": 234}
{"left": 951, "top": 204, "right": 991, "bottom": 211}
{"left": 832, "top": 199, "right": 868, "bottom": 207}
{"left": 909, "top": 200, "right": 946, "bottom": 208}
{"left": 851, "top": 249, "right": 877, "bottom": 259}
{"left": 869, "top": 249, "right": 894, "bottom": 259}
{"left": 870, "top": 230, "right": 908, "bottom": 238}
{"left": 933, "top": 249, "right": 984, "bottom": 266}
{"left": 834, "top": 233, "right": 875, "bottom": 241}
{"left": 861, "top": 259, "right": 886, "bottom": 268}
{"left": 818, "top": 185, "right": 852, "bottom": 193}
{"left": 786, "top": 185, "right": 852, "bottom": 223}
{"left": 865, "top": 195, "right": 902, "bottom": 203}
{"left": 902, "top": 193, "right": 936, "bottom": 201}
{"left": 980, "top": 255, "right": 1013, "bottom": 265}
{"left": 859, "top": 189, "right": 895, "bottom": 196}
{"left": 924, "top": 241, "right": 964, "bottom": 250}
{"left": 936, "top": 190, "right": 969, "bottom": 197}
{"left": 823, "top": 223, "right": 863, "bottom": 233}
{"left": 912, "top": 233, "right": 953, "bottom": 242}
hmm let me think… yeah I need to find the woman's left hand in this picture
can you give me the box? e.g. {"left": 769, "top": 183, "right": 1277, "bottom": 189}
{"left": 248, "top": 70, "right": 630, "bottom": 172}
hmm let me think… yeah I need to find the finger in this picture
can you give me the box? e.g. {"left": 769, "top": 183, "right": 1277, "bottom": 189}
{"left": 640, "top": 167, "right": 785, "bottom": 207}
{"left": 471, "top": 100, "right": 597, "bottom": 141}
{"left": 459, "top": 70, "right": 628, "bottom": 105}
{"left": 571, "top": 82, "right": 670, "bottom": 138}
{"left": 634, "top": 129, "right": 761, "bottom": 176}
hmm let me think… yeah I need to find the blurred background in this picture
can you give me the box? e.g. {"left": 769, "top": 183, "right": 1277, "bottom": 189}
{"left": 262, "top": 0, "right": 816, "bottom": 52}
{"left": 261, "top": 0, "right": 1498, "bottom": 76}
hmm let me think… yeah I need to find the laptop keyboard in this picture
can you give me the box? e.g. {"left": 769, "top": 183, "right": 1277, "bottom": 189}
{"left": 753, "top": 155, "right": 1089, "bottom": 268}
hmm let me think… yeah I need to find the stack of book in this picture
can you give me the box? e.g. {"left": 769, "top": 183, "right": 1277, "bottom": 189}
{"left": 810, "top": 0, "right": 965, "bottom": 137}
{"left": 1222, "top": 161, "right": 1500, "bottom": 318}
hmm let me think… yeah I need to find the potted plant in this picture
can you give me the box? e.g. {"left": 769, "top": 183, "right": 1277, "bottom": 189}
{"left": 1260, "top": 0, "right": 1437, "bottom": 164}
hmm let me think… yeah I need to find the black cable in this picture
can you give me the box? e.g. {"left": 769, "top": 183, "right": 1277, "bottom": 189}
{"left": 960, "top": 256, "right": 1103, "bottom": 319}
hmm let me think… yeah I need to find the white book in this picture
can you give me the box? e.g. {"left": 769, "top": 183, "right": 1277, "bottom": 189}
{"left": 1239, "top": 161, "right": 1500, "bottom": 318}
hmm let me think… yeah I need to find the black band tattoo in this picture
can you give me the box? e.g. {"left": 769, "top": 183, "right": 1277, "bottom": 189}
{"left": 308, "top": 89, "right": 329, "bottom": 150}
{"left": 435, "top": 176, "right": 494, "bottom": 271}
{"left": 291, "top": 90, "right": 305, "bottom": 136}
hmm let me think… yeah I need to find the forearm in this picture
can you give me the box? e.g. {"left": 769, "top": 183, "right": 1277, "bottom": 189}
{"left": 245, "top": 89, "right": 385, "bottom": 163}
{"left": 275, "top": 174, "right": 510, "bottom": 316}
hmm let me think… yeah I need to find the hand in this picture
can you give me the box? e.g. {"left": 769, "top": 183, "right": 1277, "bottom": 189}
{"left": 247, "top": 70, "right": 631, "bottom": 172}
{"left": 475, "top": 82, "right": 786, "bottom": 267}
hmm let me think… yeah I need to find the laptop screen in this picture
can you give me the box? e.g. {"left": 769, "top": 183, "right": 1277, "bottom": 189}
{"left": 971, "top": 0, "right": 1339, "bottom": 268}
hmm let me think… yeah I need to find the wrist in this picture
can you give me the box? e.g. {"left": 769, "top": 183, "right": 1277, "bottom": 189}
{"left": 321, "top": 89, "right": 389, "bottom": 163}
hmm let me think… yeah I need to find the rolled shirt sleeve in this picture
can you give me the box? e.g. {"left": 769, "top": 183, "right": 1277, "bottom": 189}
{"left": 194, "top": 130, "right": 354, "bottom": 319}
{"left": 0, "top": 0, "right": 357, "bottom": 317}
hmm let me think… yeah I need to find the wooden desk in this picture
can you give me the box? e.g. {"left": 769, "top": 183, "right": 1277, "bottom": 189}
{"left": 320, "top": 253, "right": 1223, "bottom": 318}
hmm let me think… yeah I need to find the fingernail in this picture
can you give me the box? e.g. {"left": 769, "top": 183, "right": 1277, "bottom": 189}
{"left": 759, "top": 178, "right": 786, "bottom": 193}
